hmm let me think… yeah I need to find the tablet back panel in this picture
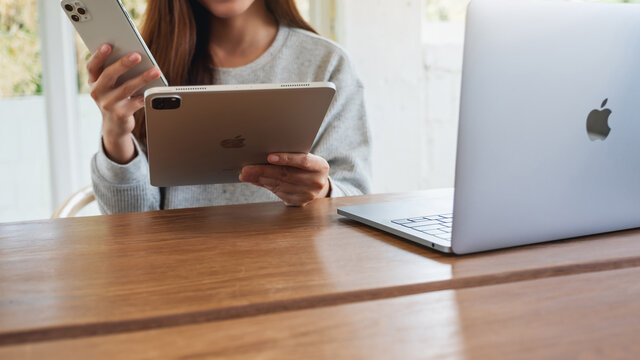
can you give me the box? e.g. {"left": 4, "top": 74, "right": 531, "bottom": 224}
{"left": 144, "top": 83, "right": 336, "bottom": 186}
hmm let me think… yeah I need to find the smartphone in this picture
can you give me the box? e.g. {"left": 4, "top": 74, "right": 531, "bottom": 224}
{"left": 60, "top": 0, "right": 168, "bottom": 96}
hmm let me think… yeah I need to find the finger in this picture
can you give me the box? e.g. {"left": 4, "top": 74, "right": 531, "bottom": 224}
{"left": 101, "top": 67, "right": 161, "bottom": 107}
{"left": 255, "top": 176, "right": 313, "bottom": 195}
{"left": 92, "top": 52, "right": 142, "bottom": 98}
{"left": 262, "top": 183, "right": 315, "bottom": 207}
{"left": 98, "top": 96, "right": 145, "bottom": 123}
{"left": 280, "top": 194, "right": 315, "bottom": 207}
{"left": 86, "top": 44, "right": 112, "bottom": 84}
{"left": 240, "top": 165, "right": 326, "bottom": 190}
{"left": 119, "top": 96, "right": 146, "bottom": 116}
{"left": 267, "top": 153, "right": 330, "bottom": 172}
{"left": 239, "top": 172, "right": 317, "bottom": 205}
{"left": 252, "top": 177, "right": 320, "bottom": 207}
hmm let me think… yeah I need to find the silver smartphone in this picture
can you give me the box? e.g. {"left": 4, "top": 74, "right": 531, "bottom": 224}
{"left": 144, "top": 82, "right": 337, "bottom": 187}
{"left": 60, "top": 0, "right": 168, "bottom": 95}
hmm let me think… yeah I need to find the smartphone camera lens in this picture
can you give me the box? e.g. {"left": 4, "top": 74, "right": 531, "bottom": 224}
{"left": 71, "top": 14, "right": 80, "bottom": 22}
{"left": 152, "top": 97, "right": 181, "bottom": 110}
{"left": 64, "top": 4, "right": 74, "bottom": 12}
{"left": 77, "top": 7, "right": 86, "bottom": 15}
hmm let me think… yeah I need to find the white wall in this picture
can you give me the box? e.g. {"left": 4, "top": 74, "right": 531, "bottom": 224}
{"left": 335, "top": 0, "right": 464, "bottom": 193}
{"left": 0, "top": 97, "right": 52, "bottom": 222}
{"left": 0, "top": 95, "right": 101, "bottom": 222}
{"left": 335, "top": 0, "right": 427, "bottom": 194}
{"left": 422, "top": 23, "right": 465, "bottom": 189}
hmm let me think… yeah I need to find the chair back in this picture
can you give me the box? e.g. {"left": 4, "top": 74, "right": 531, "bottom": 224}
{"left": 51, "top": 185, "right": 95, "bottom": 218}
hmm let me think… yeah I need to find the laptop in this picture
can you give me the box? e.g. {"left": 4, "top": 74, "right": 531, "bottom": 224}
{"left": 338, "top": 0, "right": 640, "bottom": 254}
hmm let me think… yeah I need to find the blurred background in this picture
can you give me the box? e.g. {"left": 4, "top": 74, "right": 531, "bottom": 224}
{"left": 0, "top": 0, "right": 637, "bottom": 222}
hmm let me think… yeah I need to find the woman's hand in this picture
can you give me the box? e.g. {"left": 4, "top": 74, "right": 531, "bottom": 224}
{"left": 240, "top": 153, "right": 331, "bottom": 207}
{"left": 86, "top": 44, "right": 161, "bottom": 164}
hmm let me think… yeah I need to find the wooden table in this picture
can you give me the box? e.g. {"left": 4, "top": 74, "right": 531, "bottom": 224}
{"left": 3, "top": 267, "right": 638, "bottom": 359}
{"left": 1, "top": 190, "right": 639, "bottom": 357}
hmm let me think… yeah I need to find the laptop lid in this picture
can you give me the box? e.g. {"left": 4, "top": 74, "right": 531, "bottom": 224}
{"left": 451, "top": 0, "right": 640, "bottom": 253}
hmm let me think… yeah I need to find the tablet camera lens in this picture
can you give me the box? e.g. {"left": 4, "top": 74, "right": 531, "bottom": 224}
{"left": 169, "top": 97, "right": 181, "bottom": 109}
{"left": 77, "top": 8, "right": 86, "bottom": 15}
{"left": 64, "top": 4, "right": 74, "bottom": 12}
{"left": 152, "top": 97, "right": 181, "bottom": 110}
{"left": 71, "top": 14, "right": 80, "bottom": 22}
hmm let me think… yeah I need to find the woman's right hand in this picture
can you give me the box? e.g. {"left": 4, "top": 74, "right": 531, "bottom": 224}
{"left": 86, "top": 44, "right": 161, "bottom": 164}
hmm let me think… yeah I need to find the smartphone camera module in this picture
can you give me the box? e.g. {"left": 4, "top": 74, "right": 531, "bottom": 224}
{"left": 152, "top": 97, "right": 182, "bottom": 110}
{"left": 62, "top": 1, "right": 91, "bottom": 22}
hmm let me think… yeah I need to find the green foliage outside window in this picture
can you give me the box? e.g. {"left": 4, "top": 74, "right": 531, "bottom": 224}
{"left": 0, "top": 0, "right": 146, "bottom": 97}
{"left": 0, "top": 0, "right": 41, "bottom": 97}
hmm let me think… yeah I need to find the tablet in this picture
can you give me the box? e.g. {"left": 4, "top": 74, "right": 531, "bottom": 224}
{"left": 144, "top": 82, "right": 336, "bottom": 186}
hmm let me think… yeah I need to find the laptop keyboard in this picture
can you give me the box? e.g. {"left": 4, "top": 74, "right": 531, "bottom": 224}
{"left": 391, "top": 214, "right": 453, "bottom": 242}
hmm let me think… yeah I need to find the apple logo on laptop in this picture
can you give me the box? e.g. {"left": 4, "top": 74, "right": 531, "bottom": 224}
{"left": 220, "top": 135, "right": 246, "bottom": 148}
{"left": 586, "top": 98, "right": 612, "bottom": 141}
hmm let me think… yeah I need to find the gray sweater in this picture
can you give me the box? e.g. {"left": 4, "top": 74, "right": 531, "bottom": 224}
{"left": 91, "top": 26, "right": 372, "bottom": 214}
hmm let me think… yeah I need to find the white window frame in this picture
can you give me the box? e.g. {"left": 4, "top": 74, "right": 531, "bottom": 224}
{"left": 308, "top": 0, "right": 337, "bottom": 40}
{"left": 38, "top": 0, "right": 81, "bottom": 210}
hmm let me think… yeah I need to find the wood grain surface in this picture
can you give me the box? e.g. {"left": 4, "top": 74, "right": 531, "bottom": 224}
{"left": 2, "top": 189, "right": 640, "bottom": 345}
{"left": 3, "top": 267, "right": 639, "bottom": 359}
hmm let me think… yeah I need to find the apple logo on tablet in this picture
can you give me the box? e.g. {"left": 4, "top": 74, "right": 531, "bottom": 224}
{"left": 220, "top": 135, "right": 246, "bottom": 148}
{"left": 586, "top": 98, "right": 612, "bottom": 141}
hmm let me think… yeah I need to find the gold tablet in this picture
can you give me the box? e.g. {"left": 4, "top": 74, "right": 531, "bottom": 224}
{"left": 144, "top": 82, "right": 336, "bottom": 186}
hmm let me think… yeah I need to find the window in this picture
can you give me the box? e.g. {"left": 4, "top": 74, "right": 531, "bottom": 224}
{"left": 0, "top": 0, "right": 52, "bottom": 222}
{"left": 0, "top": 0, "right": 42, "bottom": 97}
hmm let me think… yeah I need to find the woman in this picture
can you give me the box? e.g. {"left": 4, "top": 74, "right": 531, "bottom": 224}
{"left": 89, "top": 0, "right": 371, "bottom": 213}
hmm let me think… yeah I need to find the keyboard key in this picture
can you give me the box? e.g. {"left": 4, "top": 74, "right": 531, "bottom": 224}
{"left": 436, "top": 234, "right": 452, "bottom": 241}
{"left": 395, "top": 213, "right": 454, "bottom": 233}
{"left": 412, "top": 224, "right": 441, "bottom": 231}
{"left": 392, "top": 219, "right": 412, "bottom": 225}
{"left": 410, "top": 219, "right": 439, "bottom": 226}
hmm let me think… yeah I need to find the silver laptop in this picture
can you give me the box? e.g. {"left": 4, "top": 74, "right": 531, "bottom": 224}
{"left": 338, "top": 0, "right": 640, "bottom": 254}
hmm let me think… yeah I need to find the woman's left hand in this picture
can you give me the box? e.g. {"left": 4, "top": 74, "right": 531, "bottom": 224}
{"left": 239, "top": 153, "right": 331, "bottom": 207}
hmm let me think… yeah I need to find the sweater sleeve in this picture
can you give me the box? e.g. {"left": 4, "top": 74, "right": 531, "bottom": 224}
{"left": 311, "top": 53, "right": 373, "bottom": 197}
{"left": 91, "top": 135, "right": 161, "bottom": 214}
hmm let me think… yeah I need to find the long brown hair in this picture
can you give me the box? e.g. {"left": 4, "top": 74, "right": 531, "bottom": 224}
{"left": 133, "top": 0, "right": 316, "bottom": 148}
